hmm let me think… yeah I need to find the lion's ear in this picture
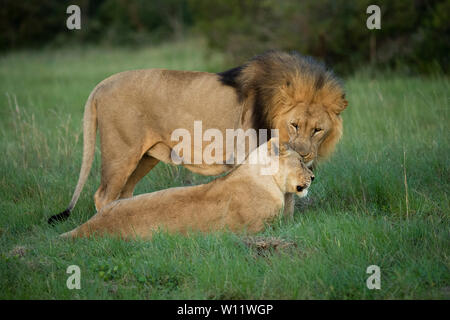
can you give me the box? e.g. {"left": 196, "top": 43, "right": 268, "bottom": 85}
{"left": 332, "top": 94, "right": 348, "bottom": 115}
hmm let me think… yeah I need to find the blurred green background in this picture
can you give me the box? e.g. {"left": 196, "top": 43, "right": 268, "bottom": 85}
{"left": 1, "top": 0, "right": 449, "bottom": 74}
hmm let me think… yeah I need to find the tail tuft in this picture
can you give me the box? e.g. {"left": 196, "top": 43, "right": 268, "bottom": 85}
{"left": 48, "top": 209, "right": 71, "bottom": 225}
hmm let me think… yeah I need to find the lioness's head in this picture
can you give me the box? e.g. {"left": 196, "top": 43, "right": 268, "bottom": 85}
{"left": 267, "top": 139, "right": 314, "bottom": 197}
{"left": 218, "top": 50, "right": 348, "bottom": 168}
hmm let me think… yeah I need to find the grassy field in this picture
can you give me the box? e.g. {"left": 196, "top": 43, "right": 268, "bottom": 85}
{"left": 0, "top": 40, "right": 448, "bottom": 299}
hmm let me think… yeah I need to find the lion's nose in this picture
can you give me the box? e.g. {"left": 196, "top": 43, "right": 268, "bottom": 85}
{"left": 311, "top": 175, "right": 315, "bottom": 182}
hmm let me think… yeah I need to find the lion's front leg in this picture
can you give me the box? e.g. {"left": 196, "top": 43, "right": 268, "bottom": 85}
{"left": 283, "top": 193, "right": 295, "bottom": 219}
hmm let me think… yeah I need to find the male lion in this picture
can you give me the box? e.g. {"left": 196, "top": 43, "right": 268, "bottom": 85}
{"left": 49, "top": 50, "right": 347, "bottom": 224}
{"left": 61, "top": 139, "right": 314, "bottom": 239}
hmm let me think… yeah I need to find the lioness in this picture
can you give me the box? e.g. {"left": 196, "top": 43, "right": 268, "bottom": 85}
{"left": 49, "top": 50, "right": 346, "bottom": 223}
{"left": 61, "top": 139, "right": 314, "bottom": 239}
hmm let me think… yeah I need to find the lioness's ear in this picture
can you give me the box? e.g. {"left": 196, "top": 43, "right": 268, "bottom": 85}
{"left": 333, "top": 93, "right": 348, "bottom": 115}
{"left": 278, "top": 142, "right": 289, "bottom": 155}
{"left": 267, "top": 138, "right": 278, "bottom": 156}
{"left": 267, "top": 138, "right": 290, "bottom": 156}
{"left": 267, "top": 137, "right": 281, "bottom": 156}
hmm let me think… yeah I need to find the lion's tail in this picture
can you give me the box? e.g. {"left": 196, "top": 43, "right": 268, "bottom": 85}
{"left": 48, "top": 90, "right": 98, "bottom": 224}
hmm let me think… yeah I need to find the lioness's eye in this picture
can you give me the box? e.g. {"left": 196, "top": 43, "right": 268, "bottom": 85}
{"left": 290, "top": 122, "right": 298, "bottom": 130}
{"left": 313, "top": 128, "right": 322, "bottom": 135}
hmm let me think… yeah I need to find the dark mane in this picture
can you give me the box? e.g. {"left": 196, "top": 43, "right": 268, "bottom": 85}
{"left": 217, "top": 50, "right": 344, "bottom": 135}
{"left": 217, "top": 65, "right": 245, "bottom": 93}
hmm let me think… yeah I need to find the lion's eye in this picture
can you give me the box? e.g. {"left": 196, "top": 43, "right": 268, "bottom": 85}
{"left": 290, "top": 122, "right": 298, "bottom": 130}
{"left": 313, "top": 128, "right": 322, "bottom": 136}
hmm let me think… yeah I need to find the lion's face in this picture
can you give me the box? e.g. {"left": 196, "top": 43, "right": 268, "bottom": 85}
{"left": 274, "top": 102, "right": 343, "bottom": 168}
{"left": 218, "top": 50, "right": 347, "bottom": 168}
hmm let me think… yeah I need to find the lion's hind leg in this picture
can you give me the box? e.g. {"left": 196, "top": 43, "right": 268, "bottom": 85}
{"left": 119, "top": 155, "right": 159, "bottom": 199}
{"left": 94, "top": 151, "right": 143, "bottom": 212}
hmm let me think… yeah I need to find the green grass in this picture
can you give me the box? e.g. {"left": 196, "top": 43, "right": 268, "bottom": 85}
{"left": 0, "top": 39, "right": 448, "bottom": 299}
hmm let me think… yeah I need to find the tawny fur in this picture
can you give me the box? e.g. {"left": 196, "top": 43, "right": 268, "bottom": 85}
{"left": 61, "top": 140, "right": 314, "bottom": 239}
{"left": 52, "top": 51, "right": 346, "bottom": 222}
